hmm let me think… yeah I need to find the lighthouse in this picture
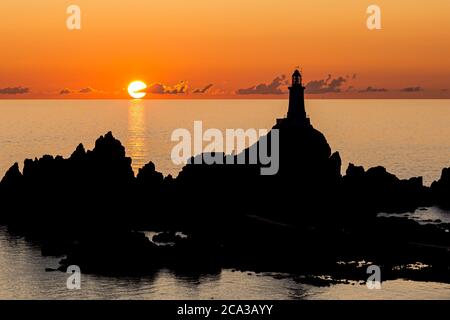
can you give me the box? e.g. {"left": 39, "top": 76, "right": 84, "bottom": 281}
{"left": 277, "top": 69, "right": 310, "bottom": 127}
{"left": 287, "top": 69, "right": 307, "bottom": 120}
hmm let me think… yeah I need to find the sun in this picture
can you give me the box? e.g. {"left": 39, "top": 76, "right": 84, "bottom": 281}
{"left": 128, "top": 81, "right": 147, "bottom": 99}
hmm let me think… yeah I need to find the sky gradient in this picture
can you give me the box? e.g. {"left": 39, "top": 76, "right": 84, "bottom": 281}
{"left": 1, "top": 0, "right": 449, "bottom": 99}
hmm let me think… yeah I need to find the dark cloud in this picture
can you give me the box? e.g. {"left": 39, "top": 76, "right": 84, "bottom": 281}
{"left": 59, "top": 88, "right": 72, "bottom": 95}
{"left": 401, "top": 86, "right": 423, "bottom": 92}
{"left": 147, "top": 81, "right": 188, "bottom": 94}
{"left": 0, "top": 86, "right": 30, "bottom": 95}
{"left": 305, "top": 75, "right": 347, "bottom": 94}
{"left": 236, "top": 75, "right": 288, "bottom": 95}
{"left": 193, "top": 84, "right": 213, "bottom": 94}
{"left": 79, "top": 87, "right": 96, "bottom": 93}
{"left": 359, "top": 86, "right": 388, "bottom": 93}
{"left": 60, "top": 87, "right": 100, "bottom": 95}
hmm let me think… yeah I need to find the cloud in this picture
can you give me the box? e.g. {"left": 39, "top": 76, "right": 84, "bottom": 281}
{"left": 0, "top": 86, "right": 30, "bottom": 95}
{"left": 59, "top": 87, "right": 100, "bottom": 95}
{"left": 193, "top": 84, "right": 214, "bottom": 94}
{"left": 401, "top": 86, "right": 423, "bottom": 92}
{"left": 236, "top": 75, "right": 288, "bottom": 95}
{"left": 59, "top": 88, "right": 72, "bottom": 95}
{"left": 146, "top": 81, "right": 188, "bottom": 94}
{"left": 305, "top": 75, "right": 347, "bottom": 94}
{"left": 79, "top": 87, "right": 96, "bottom": 93}
{"left": 359, "top": 86, "right": 388, "bottom": 93}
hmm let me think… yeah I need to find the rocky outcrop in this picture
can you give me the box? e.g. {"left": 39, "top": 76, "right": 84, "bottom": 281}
{"left": 0, "top": 132, "right": 137, "bottom": 234}
{"left": 0, "top": 120, "right": 448, "bottom": 280}
{"left": 136, "top": 162, "right": 164, "bottom": 188}
{"left": 174, "top": 120, "right": 343, "bottom": 227}
{"left": 343, "top": 164, "right": 432, "bottom": 214}
{"left": 0, "top": 122, "right": 444, "bottom": 231}
{"left": 431, "top": 167, "right": 450, "bottom": 208}
{"left": 0, "top": 162, "right": 22, "bottom": 189}
{"left": 59, "top": 231, "right": 161, "bottom": 274}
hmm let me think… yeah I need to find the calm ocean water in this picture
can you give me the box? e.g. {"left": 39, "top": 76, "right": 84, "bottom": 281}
{"left": 0, "top": 225, "right": 449, "bottom": 300}
{"left": 0, "top": 99, "right": 450, "bottom": 299}
{"left": 2, "top": 99, "right": 450, "bottom": 184}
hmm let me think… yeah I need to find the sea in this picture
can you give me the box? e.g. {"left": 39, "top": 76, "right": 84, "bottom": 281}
{"left": 0, "top": 99, "right": 449, "bottom": 299}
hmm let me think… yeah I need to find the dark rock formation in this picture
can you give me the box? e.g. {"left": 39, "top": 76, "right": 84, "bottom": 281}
{"left": 59, "top": 231, "right": 161, "bottom": 274}
{"left": 0, "top": 132, "right": 136, "bottom": 235}
{"left": 431, "top": 167, "right": 450, "bottom": 208}
{"left": 152, "top": 231, "right": 183, "bottom": 244}
{"left": 137, "top": 162, "right": 164, "bottom": 187}
{"left": 0, "top": 162, "right": 22, "bottom": 190}
{"left": 174, "top": 119, "right": 343, "bottom": 230}
{"left": 343, "top": 164, "right": 432, "bottom": 215}
{"left": 0, "top": 112, "right": 448, "bottom": 281}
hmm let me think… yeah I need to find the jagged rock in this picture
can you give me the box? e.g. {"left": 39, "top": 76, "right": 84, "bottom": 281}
{"left": 92, "top": 131, "right": 126, "bottom": 159}
{"left": 0, "top": 132, "right": 141, "bottom": 235}
{"left": 70, "top": 143, "right": 86, "bottom": 160}
{"left": 346, "top": 163, "right": 365, "bottom": 178}
{"left": 343, "top": 164, "right": 431, "bottom": 214}
{"left": 174, "top": 119, "right": 343, "bottom": 227}
{"left": 0, "top": 162, "right": 22, "bottom": 188}
{"left": 137, "top": 162, "right": 164, "bottom": 187}
{"left": 431, "top": 167, "right": 450, "bottom": 208}
{"left": 0, "top": 88, "right": 448, "bottom": 279}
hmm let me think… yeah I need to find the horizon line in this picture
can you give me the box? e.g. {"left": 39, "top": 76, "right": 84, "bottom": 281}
{"left": 1, "top": 97, "right": 450, "bottom": 101}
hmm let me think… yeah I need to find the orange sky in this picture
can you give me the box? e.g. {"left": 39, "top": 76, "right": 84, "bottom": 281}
{"left": 0, "top": 0, "right": 449, "bottom": 99}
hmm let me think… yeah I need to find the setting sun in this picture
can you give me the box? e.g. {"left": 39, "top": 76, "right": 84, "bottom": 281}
{"left": 128, "top": 81, "right": 147, "bottom": 99}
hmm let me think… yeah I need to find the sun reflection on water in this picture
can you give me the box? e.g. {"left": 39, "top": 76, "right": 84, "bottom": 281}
{"left": 127, "top": 100, "right": 146, "bottom": 175}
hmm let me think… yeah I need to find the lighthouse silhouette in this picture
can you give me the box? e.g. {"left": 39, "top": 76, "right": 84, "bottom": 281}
{"left": 287, "top": 69, "right": 307, "bottom": 120}
{"left": 277, "top": 69, "right": 310, "bottom": 127}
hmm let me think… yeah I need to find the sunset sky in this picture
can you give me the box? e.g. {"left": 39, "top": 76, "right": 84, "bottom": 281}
{"left": 1, "top": 0, "right": 449, "bottom": 99}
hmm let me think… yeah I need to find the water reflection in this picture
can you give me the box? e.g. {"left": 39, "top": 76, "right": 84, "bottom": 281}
{"left": 170, "top": 269, "right": 222, "bottom": 286}
{"left": 1, "top": 225, "right": 449, "bottom": 299}
{"left": 127, "top": 100, "right": 146, "bottom": 174}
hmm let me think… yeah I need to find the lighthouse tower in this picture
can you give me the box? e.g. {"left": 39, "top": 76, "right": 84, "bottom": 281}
{"left": 287, "top": 69, "right": 307, "bottom": 121}
{"left": 277, "top": 69, "right": 310, "bottom": 127}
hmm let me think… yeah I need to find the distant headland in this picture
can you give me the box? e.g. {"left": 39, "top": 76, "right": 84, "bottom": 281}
{"left": 0, "top": 70, "right": 449, "bottom": 284}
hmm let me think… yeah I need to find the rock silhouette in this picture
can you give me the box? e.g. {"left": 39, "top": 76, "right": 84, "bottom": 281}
{"left": 343, "top": 164, "right": 432, "bottom": 215}
{"left": 0, "top": 70, "right": 449, "bottom": 283}
{"left": 0, "top": 131, "right": 136, "bottom": 238}
{"left": 431, "top": 168, "right": 450, "bottom": 208}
